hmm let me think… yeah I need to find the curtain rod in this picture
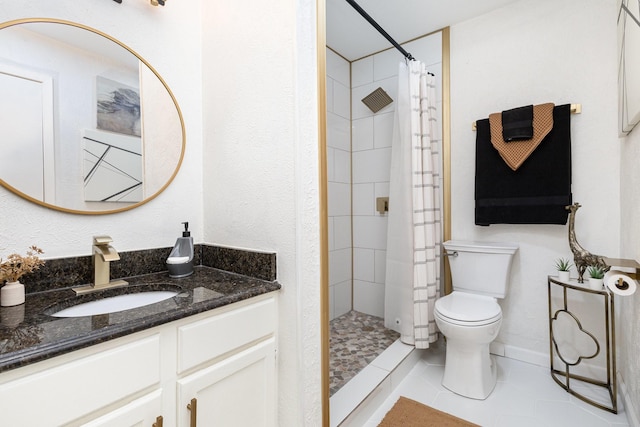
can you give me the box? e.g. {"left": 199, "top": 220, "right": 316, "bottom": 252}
{"left": 346, "top": 0, "right": 414, "bottom": 61}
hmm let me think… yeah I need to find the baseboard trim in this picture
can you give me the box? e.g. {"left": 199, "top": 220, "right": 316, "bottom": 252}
{"left": 499, "top": 343, "right": 549, "bottom": 367}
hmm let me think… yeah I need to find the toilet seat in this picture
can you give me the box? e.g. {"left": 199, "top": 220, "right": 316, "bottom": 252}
{"left": 435, "top": 291, "right": 502, "bottom": 326}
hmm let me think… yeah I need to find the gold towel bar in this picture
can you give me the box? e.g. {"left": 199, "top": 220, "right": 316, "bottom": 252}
{"left": 471, "top": 103, "right": 582, "bottom": 131}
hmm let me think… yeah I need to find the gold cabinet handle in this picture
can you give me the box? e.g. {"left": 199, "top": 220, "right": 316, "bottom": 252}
{"left": 152, "top": 415, "right": 163, "bottom": 427}
{"left": 187, "top": 397, "right": 197, "bottom": 427}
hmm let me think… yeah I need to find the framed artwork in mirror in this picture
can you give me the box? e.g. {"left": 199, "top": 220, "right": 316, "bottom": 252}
{"left": 83, "top": 129, "right": 142, "bottom": 203}
{"left": 618, "top": 0, "right": 640, "bottom": 135}
{"left": 96, "top": 76, "right": 141, "bottom": 137}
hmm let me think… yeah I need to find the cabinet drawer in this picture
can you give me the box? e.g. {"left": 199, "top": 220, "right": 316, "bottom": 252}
{"left": 0, "top": 334, "right": 161, "bottom": 426}
{"left": 178, "top": 296, "right": 276, "bottom": 373}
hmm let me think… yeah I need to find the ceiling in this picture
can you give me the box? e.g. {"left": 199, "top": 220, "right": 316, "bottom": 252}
{"left": 326, "top": 0, "right": 521, "bottom": 61}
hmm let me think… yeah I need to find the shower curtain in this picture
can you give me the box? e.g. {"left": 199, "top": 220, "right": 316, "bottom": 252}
{"left": 384, "top": 60, "right": 441, "bottom": 349}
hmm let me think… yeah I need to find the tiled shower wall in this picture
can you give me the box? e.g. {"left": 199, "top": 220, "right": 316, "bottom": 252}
{"left": 327, "top": 32, "right": 443, "bottom": 321}
{"left": 326, "top": 49, "right": 352, "bottom": 320}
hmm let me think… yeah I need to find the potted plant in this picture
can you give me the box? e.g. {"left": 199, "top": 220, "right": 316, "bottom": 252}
{"left": 0, "top": 246, "right": 44, "bottom": 307}
{"left": 587, "top": 265, "right": 605, "bottom": 290}
{"left": 554, "top": 257, "right": 573, "bottom": 282}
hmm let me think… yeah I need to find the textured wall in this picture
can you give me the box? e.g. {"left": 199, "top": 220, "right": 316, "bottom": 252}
{"left": 201, "top": 0, "right": 321, "bottom": 425}
{"left": 450, "top": 0, "right": 619, "bottom": 365}
{"left": 620, "top": 106, "right": 640, "bottom": 422}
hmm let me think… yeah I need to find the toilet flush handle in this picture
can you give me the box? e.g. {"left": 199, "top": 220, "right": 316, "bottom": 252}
{"left": 444, "top": 251, "right": 458, "bottom": 257}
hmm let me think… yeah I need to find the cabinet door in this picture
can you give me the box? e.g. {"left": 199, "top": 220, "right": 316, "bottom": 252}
{"left": 80, "top": 389, "right": 163, "bottom": 427}
{"left": 177, "top": 338, "right": 276, "bottom": 427}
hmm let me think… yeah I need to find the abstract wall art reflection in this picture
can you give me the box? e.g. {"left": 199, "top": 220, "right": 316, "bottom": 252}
{"left": 96, "top": 76, "right": 141, "bottom": 137}
{"left": 83, "top": 129, "right": 142, "bottom": 202}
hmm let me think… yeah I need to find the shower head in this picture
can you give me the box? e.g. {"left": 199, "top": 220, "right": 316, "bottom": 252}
{"left": 361, "top": 87, "right": 393, "bottom": 113}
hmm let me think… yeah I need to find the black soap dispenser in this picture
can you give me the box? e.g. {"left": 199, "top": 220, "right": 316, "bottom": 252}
{"left": 166, "top": 222, "right": 194, "bottom": 278}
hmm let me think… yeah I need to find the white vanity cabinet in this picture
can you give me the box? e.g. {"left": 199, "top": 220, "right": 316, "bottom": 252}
{"left": 0, "top": 292, "right": 278, "bottom": 427}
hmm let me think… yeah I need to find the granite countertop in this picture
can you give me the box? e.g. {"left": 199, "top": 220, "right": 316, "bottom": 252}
{"left": 0, "top": 266, "right": 281, "bottom": 373}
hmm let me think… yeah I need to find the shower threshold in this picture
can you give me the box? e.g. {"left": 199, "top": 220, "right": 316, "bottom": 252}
{"left": 330, "top": 338, "right": 418, "bottom": 427}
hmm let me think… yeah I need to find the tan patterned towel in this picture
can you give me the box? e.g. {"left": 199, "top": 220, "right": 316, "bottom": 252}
{"left": 488, "top": 103, "right": 555, "bottom": 171}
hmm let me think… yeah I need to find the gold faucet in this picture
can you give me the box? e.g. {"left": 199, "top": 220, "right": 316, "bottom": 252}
{"left": 73, "top": 236, "right": 128, "bottom": 294}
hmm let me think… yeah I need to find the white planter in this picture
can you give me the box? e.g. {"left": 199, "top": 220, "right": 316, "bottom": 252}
{"left": 588, "top": 278, "right": 604, "bottom": 291}
{"left": 1, "top": 281, "right": 25, "bottom": 306}
{"left": 557, "top": 270, "right": 570, "bottom": 282}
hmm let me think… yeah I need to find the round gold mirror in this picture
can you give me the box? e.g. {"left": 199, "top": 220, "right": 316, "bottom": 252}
{"left": 0, "top": 18, "right": 185, "bottom": 214}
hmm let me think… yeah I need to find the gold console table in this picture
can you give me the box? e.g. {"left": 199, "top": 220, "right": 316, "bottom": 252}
{"left": 547, "top": 276, "right": 617, "bottom": 414}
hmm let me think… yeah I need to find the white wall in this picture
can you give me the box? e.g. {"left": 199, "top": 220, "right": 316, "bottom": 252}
{"left": 201, "top": 1, "right": 321, "bottom": 425}
{"left": 450, "top": 0, "right": 619, "bottom": 364}
{"left": 620, "top": 71, "right": 640, "bottom": 424}
{"left": 0, "top": 0, "right": 204, "bottom": 257}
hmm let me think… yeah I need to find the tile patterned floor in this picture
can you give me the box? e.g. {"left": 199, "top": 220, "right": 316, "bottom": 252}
{"left": 329, "top": 310, "right": 400, "bottom": 396}
{"left": 362, "top": 340, "right": 631, "bottom": 427}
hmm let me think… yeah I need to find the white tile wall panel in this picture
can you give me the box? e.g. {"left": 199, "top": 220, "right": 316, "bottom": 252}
{"left": 333, "top": 215, "right": 352, "bottom": 250}
{"left": 328, "top": 182, "right": 351, "bottom": 216}
{"left": 353, "top": 215, "right": 388, "bottom": 251}
{"left": 329, "top": 247, "right": 352, "bottom": 286}
{"left": 352, "top": 116, "right": 374, "bottom": 152}
{"left": 352, "top": 148, "right": 392, "bottom": 184}
{"left": 352, "top": 183, "right": 374, "bottom": 216}
{"left": 353, "top": 280, "right": 384, "bottom": 317}
{"left": 354, "top": 248, "right": 375, "bottom": 282}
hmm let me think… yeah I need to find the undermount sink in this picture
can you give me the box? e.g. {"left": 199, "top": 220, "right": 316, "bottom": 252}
{"left": 50, "top": 290, "right": 179, "bottom": 318}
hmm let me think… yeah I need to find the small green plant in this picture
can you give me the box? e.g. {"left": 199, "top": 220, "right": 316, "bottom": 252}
{"left": 587, "top": 265, "right": 605, "bottom": 280}
{"left": 554, "top": 257, "right": 573, "bottom": 272}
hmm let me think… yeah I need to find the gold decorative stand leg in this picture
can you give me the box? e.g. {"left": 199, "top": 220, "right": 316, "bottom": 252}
{"left": 547, "top": 276, "right": 617, "bottom": 414}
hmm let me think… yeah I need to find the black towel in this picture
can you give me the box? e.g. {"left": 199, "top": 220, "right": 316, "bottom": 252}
{"left": 502, "top": 105, "right": 533, "bottom": 141}
{"left": 475, "top": 104, "right": 572, "bottom": 226}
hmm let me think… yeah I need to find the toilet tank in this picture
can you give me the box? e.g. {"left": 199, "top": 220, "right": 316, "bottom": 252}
{"left": 443, "top": 240, "right": 519, "bottom": 298}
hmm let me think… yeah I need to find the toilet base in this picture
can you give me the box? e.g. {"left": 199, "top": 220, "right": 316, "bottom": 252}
{"left": 442, "top": 339, "right": 497, "bottom": 400}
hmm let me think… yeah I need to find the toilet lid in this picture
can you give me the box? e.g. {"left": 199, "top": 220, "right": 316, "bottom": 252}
{"left": 435, "top": 291, "right": 501, "bottom": 324}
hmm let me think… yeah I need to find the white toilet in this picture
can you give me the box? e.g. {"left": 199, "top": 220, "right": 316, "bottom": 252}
{"left": 434, "top": 240, "right": 518, "bottom": 400}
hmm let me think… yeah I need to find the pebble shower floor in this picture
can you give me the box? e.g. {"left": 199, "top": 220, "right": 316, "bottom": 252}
{"left": 329, "top": 310, "right": 400, "bottom": 396}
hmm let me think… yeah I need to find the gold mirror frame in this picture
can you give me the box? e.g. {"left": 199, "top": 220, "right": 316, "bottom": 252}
{"left": 0, "top": 18, "right": 186, "bottom": 215}
{"left": 317, "top": 3, "right": 451, "bottom": 423}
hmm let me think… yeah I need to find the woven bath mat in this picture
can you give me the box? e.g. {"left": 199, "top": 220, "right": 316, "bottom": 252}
{"left": 378, "top": 396, "right": 480, "bottom": 427}
{"left": 488, "top": 102, "right": 554, "bottom": 171}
